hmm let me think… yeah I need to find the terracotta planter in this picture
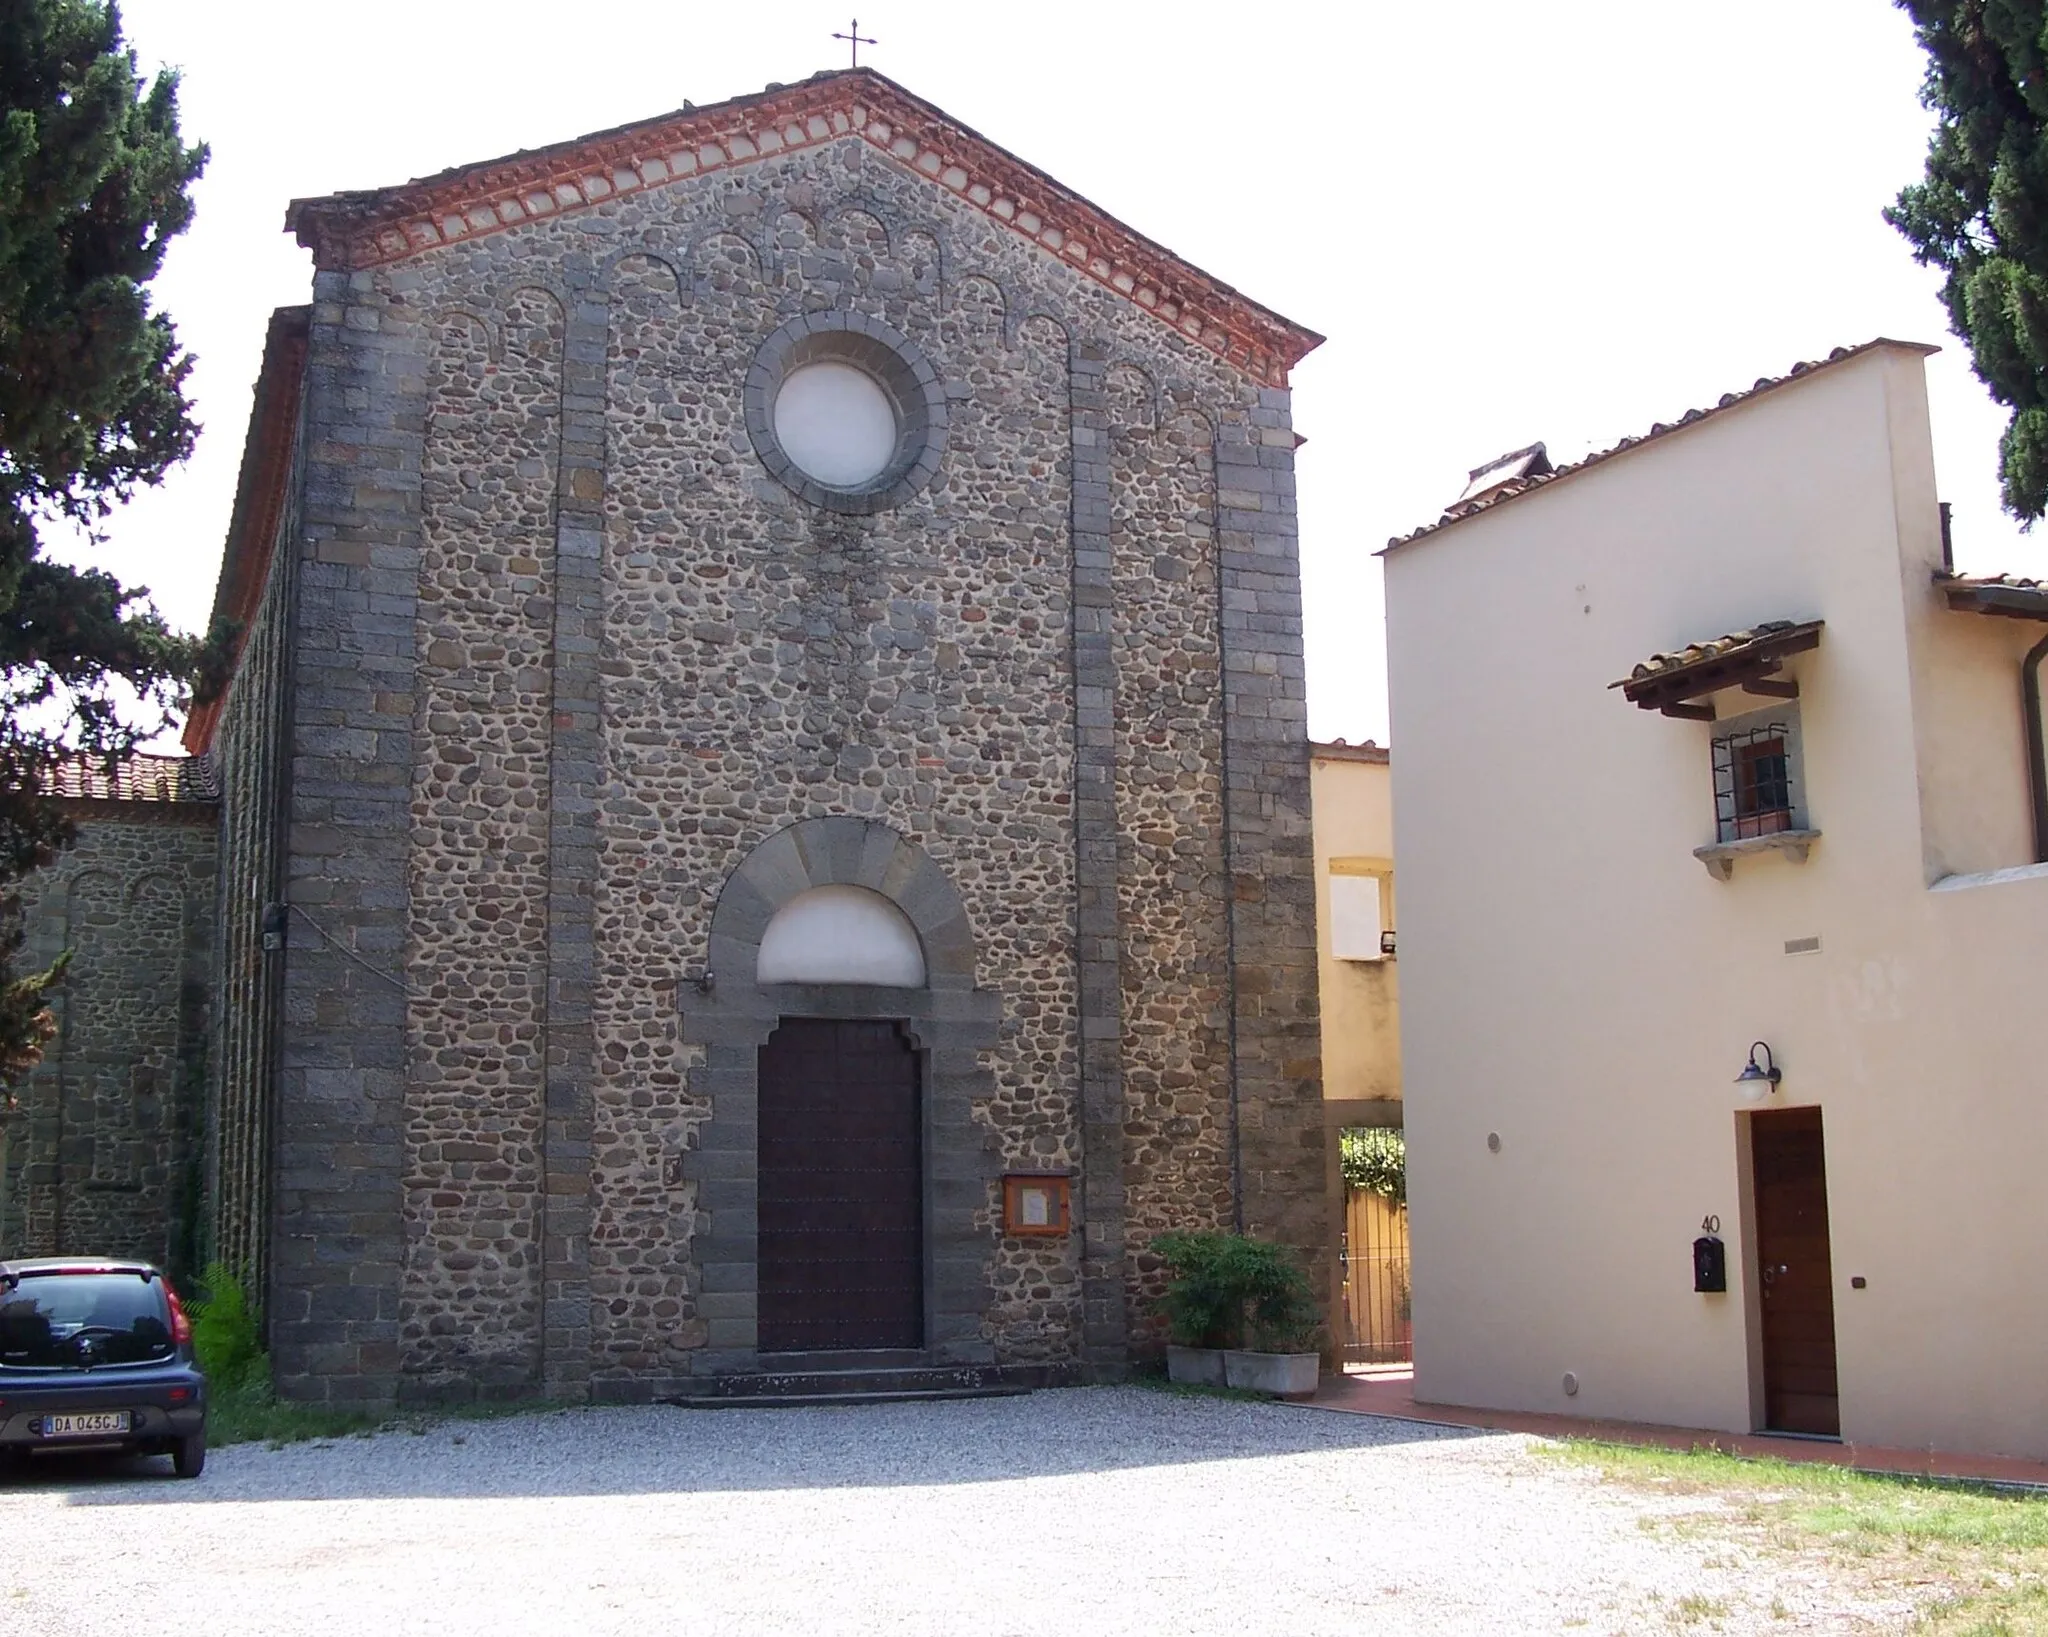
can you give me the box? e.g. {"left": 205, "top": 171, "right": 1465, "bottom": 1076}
{"left": 1223, "top": 1349, "right": 1320, "bottom": 1397}
{"left": 1166, "top": 1345, "right": 1228, "bottom": 1387}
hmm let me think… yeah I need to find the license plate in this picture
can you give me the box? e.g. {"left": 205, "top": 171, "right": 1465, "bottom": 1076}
{"left": 43, "top": 1412, "right": 131, "bottom": 1438}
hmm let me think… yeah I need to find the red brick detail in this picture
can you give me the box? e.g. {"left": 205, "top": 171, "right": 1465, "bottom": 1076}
{"left": 284, "top": 70, "right": 1321, "bottom": 387}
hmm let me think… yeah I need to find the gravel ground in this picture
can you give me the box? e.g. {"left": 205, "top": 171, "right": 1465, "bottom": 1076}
{"left": 1, "top": 1387, "right": 1911, "bottom": 1636}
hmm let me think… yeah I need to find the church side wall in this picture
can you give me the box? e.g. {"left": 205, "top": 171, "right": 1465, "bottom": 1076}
{"left": 207, "top": 478, "right": 299, "bottom": 1303}
{"left": 6, "top": 805, "right": 215, "bottom": 1271}
{"left": 270, "top": 131, "right": 1322, "bottom": 1403}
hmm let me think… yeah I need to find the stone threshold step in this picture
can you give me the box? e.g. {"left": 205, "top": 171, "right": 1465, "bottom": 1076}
{"left": 667, "top": 1385, "right": 1032, "bottom": 1410}
{"left": 662, "top": 1362, "right": 1058, "bottom": 1403}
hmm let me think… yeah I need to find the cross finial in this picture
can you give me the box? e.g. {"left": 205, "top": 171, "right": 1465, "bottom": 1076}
{"left": 833, "top": 17, "right": 876, "bottom": 67}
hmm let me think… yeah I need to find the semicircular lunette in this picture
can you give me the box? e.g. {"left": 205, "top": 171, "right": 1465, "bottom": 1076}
{"left": 756, "top": 883, "right": 927, "bottom": 988}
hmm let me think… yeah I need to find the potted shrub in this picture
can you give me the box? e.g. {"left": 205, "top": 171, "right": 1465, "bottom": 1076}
{"left": 1220, "top": 1236, "right": 1323, "bottom": 1398}
{"left": 1150, "top": 1230, "right": 1237, "bottom": 1385}
{"left": 1151, "top": 1231, "right": 1323, "bottom": 1397}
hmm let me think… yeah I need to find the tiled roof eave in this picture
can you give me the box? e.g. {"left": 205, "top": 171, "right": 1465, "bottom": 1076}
{"left": 182, "top": 307, "right": 310, "bottom": 756}
{"left": 1379, "top": 340, "right": 1940, "bottom": 556}
{"left": 1611, "top": 620, "right": 1824, "bottom": 714}
{"left": 1938, "top": 571, "right": 2048, "bottom": 622}
{"left": 27, "top": 753, "right": 221, "bottom": 805}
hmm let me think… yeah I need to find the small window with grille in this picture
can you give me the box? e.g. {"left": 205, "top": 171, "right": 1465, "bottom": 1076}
{"left": 1710, "top": 707, "right": 1806, "bottom": 842}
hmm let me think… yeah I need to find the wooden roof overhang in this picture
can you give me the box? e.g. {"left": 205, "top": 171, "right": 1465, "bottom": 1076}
{"left": 1609, "top": 619, "right": 1824, "bottom": 721}
{"left": 1938, "top": 574, "right": 2048, "bottom": 622}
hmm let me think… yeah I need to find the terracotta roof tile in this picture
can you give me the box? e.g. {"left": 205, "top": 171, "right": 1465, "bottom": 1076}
{"left": 1609, "top": 619, "right": 1824, "bottom": 715}
{"left": 1309, "top": 738, "right": 1390, "bottom": 764}
{"left": 1936, "top": 568, "right": 2048, "bottom": 621}
{"left": 1624, "top": 620, "right": 1807, "bottom": 683}
{"left": 1938, "top": 569, "right": 2046, "bottom": 593}
{"left": 1382, "top": 339, "right": 1939, "bottom": 553}
{"left": 34, "top": 753, "right": 219, "bottom": 805}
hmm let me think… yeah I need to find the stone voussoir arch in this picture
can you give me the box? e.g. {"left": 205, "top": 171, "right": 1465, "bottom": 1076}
{"left": 706, "top": 815, "right": 974, "bottom": 987}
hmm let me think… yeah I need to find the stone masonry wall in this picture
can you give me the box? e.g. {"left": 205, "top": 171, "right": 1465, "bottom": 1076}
{"left": 6, "top": 805, "right": 216, "bottom": 1270}
{"left": 1108, "top": 390, "right": 1234, "bottom": 1330}
{"left": 400, "top": 295, "right": 562, "bottom": 1392}
{"left": 269, "top": 119, "right": 1322, "bottom": 1404}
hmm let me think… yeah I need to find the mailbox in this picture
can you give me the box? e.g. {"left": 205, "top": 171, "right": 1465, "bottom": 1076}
{"left": 1692, "top": 1234, "right": 1727, "bottom": 1293}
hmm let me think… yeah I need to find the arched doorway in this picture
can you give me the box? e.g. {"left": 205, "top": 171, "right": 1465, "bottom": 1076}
{"left": 683, "top": 816, "right": 1002, "bottom": 1372}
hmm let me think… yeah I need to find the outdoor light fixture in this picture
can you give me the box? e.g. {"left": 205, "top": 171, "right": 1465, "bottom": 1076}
{"left": 1734, "top": 1041, "right": 1782, "bottom": 1103}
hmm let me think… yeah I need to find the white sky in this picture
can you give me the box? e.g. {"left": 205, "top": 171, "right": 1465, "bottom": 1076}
{"left": 80, "top": 0, "right": 2048, "bottom": 746}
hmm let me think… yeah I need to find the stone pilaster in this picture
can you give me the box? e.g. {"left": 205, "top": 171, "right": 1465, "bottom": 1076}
{"left": 269, "top": 267, "right": 428, "bottom": 1408}
{"left": 1215, "top": 388, "right": 1328, "bottom": 1298}
{"left": 1068, "top": 338, "right": 1129, "bottom": 1376}
{"left": 540, "top": 279, "right": 607, "bottom": 1399}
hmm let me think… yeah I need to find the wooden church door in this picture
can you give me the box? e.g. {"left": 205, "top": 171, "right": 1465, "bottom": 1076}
{"left": 756, "top": 1018, "right": 924, "bottom": 1352}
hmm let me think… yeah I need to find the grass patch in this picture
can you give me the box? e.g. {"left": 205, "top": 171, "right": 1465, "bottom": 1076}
{"left": 1547, "top": 1439, "right": 2048, "bottom": 1634}
{"left": 207, "top": 1359, "right": 569, "bottom": 1449}
{"left": 1129, "top": 1374, "right": 1272, "bottom": 1404}
{"left": 208, "top": 1375, "right": 383, "bottom": 1448}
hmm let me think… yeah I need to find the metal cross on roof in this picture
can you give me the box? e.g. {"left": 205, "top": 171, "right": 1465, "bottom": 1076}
{"left": 832, "top": 18, "right": 876, "bottom": 67}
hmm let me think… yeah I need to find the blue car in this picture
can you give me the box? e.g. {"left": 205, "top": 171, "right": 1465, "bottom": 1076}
{"left": 0, "top": 1259, "right": 208, "bottom": 1478}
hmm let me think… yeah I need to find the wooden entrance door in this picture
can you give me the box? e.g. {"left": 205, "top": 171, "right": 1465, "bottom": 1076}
{"left": 1752, "top": 1106, "right": 1840, "bottom": 1437}
{"left": 757, "top": 1018, "right": 923, "bottom": 1353}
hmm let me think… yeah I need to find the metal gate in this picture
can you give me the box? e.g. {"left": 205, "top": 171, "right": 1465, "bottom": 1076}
{"left": 1340, "top": 1188, "right": 1411, "bottom": 1364}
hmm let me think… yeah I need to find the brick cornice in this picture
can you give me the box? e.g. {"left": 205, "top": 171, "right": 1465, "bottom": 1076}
{"left": 284, "top": 69, "right": 1322, "bottom": 387}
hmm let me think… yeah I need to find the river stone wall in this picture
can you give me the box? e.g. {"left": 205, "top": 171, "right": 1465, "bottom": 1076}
{"left": 5, "top": 803, "right": 216, "bottom": 1270}
{"left": 269, "top": 127, "right": 1321, "bottom": 1406}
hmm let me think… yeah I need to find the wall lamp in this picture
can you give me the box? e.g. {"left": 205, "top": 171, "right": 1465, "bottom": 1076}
{"left": 1734, "top": 1041, "right": 1782, "bottom": 1103}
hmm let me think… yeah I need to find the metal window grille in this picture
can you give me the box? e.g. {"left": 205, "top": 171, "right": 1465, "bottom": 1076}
{"left": 1711, "top": 722, "right": 1794, "bottom": 842}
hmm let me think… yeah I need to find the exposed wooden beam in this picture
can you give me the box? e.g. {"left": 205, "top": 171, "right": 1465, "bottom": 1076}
{"left": 1740, "top": 677, "right": 1800, "bottom": 699}
{"left": 1660, "top": 702, "right": 1715, "bottom": 721}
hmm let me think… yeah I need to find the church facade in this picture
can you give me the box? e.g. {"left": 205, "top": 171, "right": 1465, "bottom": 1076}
{"left": 180, "top": 68, "right": 1324, "bottom": 1406}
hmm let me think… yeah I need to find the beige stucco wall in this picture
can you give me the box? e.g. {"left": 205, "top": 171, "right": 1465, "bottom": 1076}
{"left": 1309, "top": 743, "right": 1402, "bottom": 1333}
{"left": 1310, "top": 745, "right": 1400, "bottom": 1107}
{"left": 1384, "top": 342, "right": 2048, "bottom": 1461}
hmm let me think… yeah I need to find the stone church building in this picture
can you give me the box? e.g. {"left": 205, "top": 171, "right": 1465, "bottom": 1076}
{"left": 10, "top": 69, "right": 1327, "bottom": 1406}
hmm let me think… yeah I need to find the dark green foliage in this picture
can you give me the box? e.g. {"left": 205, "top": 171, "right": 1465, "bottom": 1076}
{"left": 1888, "top": 1, "right": 2048, "bottom": 520}
{"left": 1151, "top": 1230, "right": 1243, "bottom": 1348}
{"left": 0, "top": 0, "right": 208, "bottom": 1089}
{"left": 188, "top": 1261, "right": 261, "bottom": 1389}
{"left": 1339, "top": 1126, "right": 1406, "bottom": 1204}
{"left": 1150, "top": 1231, "right": 1323, "bottom": 1353}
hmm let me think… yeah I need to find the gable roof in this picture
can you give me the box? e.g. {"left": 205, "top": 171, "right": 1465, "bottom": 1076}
{"left": 1380, "top": 339, "right": 1940, "bottom": 554}
{"left": 284, "top": 68, "right": 1323, "bottom": 388}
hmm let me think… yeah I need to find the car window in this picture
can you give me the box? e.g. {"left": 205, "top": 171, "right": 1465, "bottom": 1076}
{"left": 0, "top": 1273, "right": 174, "bottom": 1369}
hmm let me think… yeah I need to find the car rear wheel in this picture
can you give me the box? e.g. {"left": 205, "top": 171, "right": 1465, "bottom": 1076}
{"left": 171, "top": 1430, "right": 205, "bottom": 1479}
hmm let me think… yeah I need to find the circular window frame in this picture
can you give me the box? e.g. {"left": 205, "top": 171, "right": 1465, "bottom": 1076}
{"left": 744, "top": 313, "right": 948, "bottom": 514}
